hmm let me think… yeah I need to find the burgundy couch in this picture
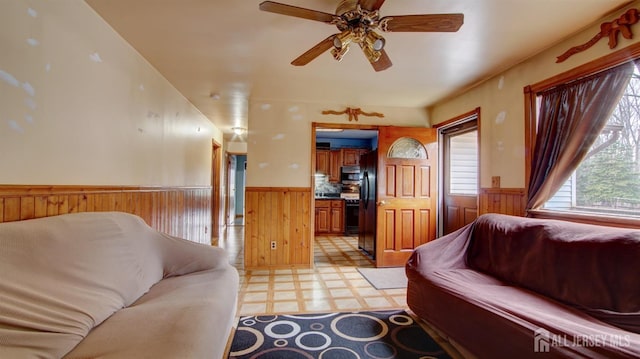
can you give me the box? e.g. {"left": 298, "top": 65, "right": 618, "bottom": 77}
{"left": 406, "top": 213, "right": 640, "bottom": 358}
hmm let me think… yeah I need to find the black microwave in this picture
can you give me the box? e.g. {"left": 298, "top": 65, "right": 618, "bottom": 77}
{"left": 341, "top": 166, "right": 360, "bottom": 183}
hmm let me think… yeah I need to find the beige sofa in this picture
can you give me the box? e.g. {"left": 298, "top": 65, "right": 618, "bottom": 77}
{"left": 0, "top": 211, "right": 239, "bottom": 359}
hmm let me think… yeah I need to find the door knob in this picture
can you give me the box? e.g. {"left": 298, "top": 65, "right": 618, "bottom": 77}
{"left": 377, "top": 200, "right": 387, "bottom": 206}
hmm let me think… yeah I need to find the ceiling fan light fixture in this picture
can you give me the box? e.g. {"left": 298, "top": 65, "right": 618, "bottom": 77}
{"left": 365, "top": 31, "right": 385, "bottom": 51}
{"left": 332, "top": 30, "right": 354, "bottom": 50}
{"left": 331, "top": 45, "right": 350, "bottom": 61}
{"left": 361, "top": 42, "right": 382, "bottom": 63}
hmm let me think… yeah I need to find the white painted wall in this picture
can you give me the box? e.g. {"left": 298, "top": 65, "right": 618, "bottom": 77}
{"left": 0, "top": 1, "right": 222, "bottom": 186}
{"left": 246, "top": 100, "right": 429, "bottom": 187}
{"left": 429, "top": 1, "right": 640, "bottom": 189}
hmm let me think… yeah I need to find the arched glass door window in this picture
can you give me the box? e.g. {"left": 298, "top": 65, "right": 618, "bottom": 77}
{"left": 387, "top": 137, "right": 428, "bottom": 159}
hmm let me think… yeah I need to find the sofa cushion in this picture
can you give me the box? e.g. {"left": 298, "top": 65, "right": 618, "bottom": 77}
{"left": 0, "top": 213, "right": 166, "bottom": 357}
{"left": 64, "top": 266, "right": 239, "bottom": 359}
{"left": 466, "top": 214, "right": 640, "bottom": 314}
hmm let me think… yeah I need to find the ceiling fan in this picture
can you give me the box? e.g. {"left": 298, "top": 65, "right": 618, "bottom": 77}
{"left": 259, "top": 0, "right": 464, "bottom": 72}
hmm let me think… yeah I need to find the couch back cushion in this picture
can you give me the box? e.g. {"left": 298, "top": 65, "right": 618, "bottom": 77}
{"left": 0, "top": 212, "right": 164, "bottom": 358}
{"left": 466, "top": 214, "right": 640, "bottom": 313}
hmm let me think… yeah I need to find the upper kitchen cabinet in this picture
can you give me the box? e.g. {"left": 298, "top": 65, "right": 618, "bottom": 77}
{"left": 316, "top": 150, "right": 330, "bottom": 177}
{"left": 341, "top": 148, "right": 369, "bottom": 166}
{"left": 316, "top": 149, "right": 341, "bottom": 183}
{"left": 329, "top": 150, "right": 341, "bottom": 182}
{"left": 318, "top": 148, "right": 371, "bottom": 182}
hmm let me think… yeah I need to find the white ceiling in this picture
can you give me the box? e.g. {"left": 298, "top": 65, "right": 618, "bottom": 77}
{"left": 85, "top": 0, "right": 631, "bottom": 140}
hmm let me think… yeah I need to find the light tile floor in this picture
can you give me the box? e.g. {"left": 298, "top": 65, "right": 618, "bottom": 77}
{"left": 220, "top": 227, "right": 408, "bottom": 316}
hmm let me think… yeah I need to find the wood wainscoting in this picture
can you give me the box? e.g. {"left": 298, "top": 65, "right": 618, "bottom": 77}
{"left": 245, "top": 187, "right": 312, "bottom": 269}
{"left": 0, "top": 185, "right": 212, "bottom": 244}
{"left": 479, "top": 188, "right": 526, "bottom": 217}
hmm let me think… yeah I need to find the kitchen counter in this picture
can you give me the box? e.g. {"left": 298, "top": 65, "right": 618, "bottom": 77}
{"left": 314, "top": 193, "right": 342, "bottom": 200}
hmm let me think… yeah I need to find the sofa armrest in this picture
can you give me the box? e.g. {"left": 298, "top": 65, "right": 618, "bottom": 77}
{"left": 406, "top": 223, "right": 475, "bottom": 275}
{"left": 157, "top": 233, "right": 232, "bottom": 278}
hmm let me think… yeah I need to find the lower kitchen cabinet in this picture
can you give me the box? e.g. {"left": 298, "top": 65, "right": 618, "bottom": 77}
{"left": 315, "top": 199, "right": 344, "bottom": 234}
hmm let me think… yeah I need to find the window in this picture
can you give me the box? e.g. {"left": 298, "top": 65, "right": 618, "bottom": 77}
{"left": 545, "top": 68, "right": 640, "bottom": 217}
{"left": 387, "top": 137, "right": 427, "bottom": 159}
{"left": 448, "top": 130, "right": 478, "bottom": 195}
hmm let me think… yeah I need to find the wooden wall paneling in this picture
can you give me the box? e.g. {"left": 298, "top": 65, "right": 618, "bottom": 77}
{"left": 5, "top": 197, "right": 20, "bottom": 222}
{"left": 0, "top": 186, "right": 212, "bottom": 244}
{"left": 291, "top": 191, "right": 305, "bottom": 266}
{"left": 267, "top": 191, "right": 275, "bottom": 266}
{"left": 35, "top": 196, "right": 47, "bottom": 218}
{"left": 261, "top": 191, "right": 269, "bottom": 266}
{"left": 20, "top": 197, "right": 35, "bottom": 220}
{"left": 283, "top": 191, "right": 293, "bottom": 265}
{"left": 247, "top": 190, "right": 259, "bottom": 268}
{"left": 479, "top": 188, "right": 526, "bottom": 216}
{"left": 245, "top": 187, "right": 313, "bottom": 269}
{"left": 258, "top": 190, "right": 267, "bottom": 266}
{"left": 272, "top": 191, "right": 278, "bottom": 265}
{"left": 301, "top": 191, "right": 311, "bottom": 265}
{"left": 68, "top": 194, "right": 79, "bottom": 214}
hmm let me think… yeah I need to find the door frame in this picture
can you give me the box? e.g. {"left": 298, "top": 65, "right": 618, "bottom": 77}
{"left": 211, "top": 140, "right": 222, "bottom": 233}
{"left": 225, "top": 152, "right": 247, "bottom": 226}
{"left": 434, "top": 108, "right": 481, "bottom": 237}
{"left": 310, "top": 122, "right": 379, "bottom": 259}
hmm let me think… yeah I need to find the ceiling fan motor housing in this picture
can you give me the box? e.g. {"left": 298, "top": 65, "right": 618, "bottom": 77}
{"left": 336, "top": 0, "right": 359, "bottom": 16}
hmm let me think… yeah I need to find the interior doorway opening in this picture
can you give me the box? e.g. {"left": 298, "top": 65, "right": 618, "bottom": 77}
{"left": 226, "top": 154, "right": 247, "bottom": 227}
{"left": 312, "top": 123, "right": 379, "bottom": 267}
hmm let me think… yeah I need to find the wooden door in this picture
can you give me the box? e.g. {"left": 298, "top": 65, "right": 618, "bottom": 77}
{"left": 376, "top": 126, "right": 438, "bottom": 267}
{"left": 442, "top": 124, "right": 478, "bottom": 235}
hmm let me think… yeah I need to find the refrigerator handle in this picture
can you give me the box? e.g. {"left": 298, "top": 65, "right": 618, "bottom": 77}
{"left": 363, "top": 171, "right": 369, "bottom": 208}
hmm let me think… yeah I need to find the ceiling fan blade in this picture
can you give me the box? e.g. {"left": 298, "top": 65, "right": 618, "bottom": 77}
{"left": 259, "top": 1, "right": 336, "bottom": 23}
{"left": 371, "top": 50, "right": 392, "bottom": 72}
{"left": 381, "top": 14, "right": 464, "bottom": 32}
{"left": 358, "top": 0, "right": 386, "bottom": 11}
{"left": 291, "top": 35, "right": 336, "bottom": 66}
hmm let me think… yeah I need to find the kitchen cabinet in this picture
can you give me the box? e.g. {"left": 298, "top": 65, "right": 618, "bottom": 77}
{"left": 330, "top": 200, "right": 344, "bottom": 233}
{"left": 315, "top": 199, "right": 344, "bottom": 234}
{"left": 329, "top": 150, "right": 341, "bottom": 182}
{"left": 341, "top": 149, "right": 361, "bottom": 166}
{"left": 341, "top": 148, "right": 369, "bottom": 167}
{"left": 317, "top": 148, "right": 369, "bottom": 182}
{"left": 316, "top": 150, "right": 341, "bottom": 183}
{"left": 316, "top": 150, "right": 330, "bottom": 177}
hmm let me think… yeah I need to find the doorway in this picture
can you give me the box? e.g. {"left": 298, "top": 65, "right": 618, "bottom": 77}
{"left": 312, "top": 123, "right": 379, "bottom": 267}
{"left": 311, "top": 123, "right": 438, "bottom": 268}
{"left": 211, "top": 141, "right": 222, "bottom": 235}
{"left": 439, "top": 114, "right": 479, "bottom": 235}
{"left": 226, "top": 154, "right": 246, "bottom": 226}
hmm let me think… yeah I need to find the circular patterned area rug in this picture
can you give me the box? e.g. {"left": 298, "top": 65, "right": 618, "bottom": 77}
{"left": 227, "top": 309, "right": 451, "bottom": 358}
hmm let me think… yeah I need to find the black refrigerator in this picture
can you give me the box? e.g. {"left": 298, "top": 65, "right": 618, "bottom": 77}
{"left": 358, "top": 150, "right": 377, "bottom": 258}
